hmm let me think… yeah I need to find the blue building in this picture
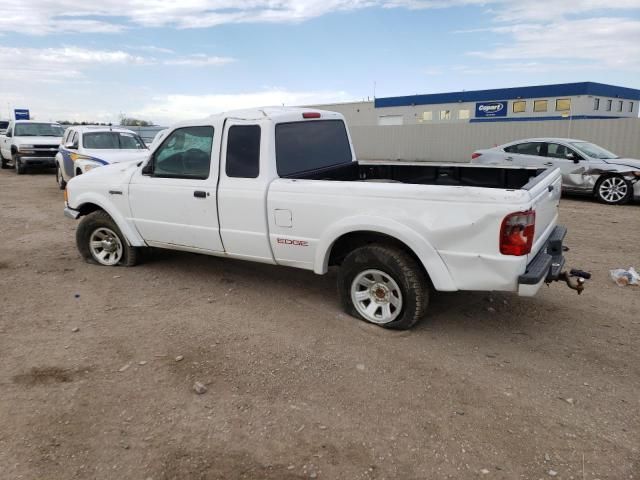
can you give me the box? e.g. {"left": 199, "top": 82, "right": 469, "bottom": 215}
{"left": 312, "top": 82, "right": 640, "bottom": 126}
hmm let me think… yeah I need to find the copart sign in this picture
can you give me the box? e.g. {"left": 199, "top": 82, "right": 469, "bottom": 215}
{"left": 475, "top": 101, "right": 508, "bottom": 118}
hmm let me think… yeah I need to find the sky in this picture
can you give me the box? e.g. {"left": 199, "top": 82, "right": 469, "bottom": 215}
{"left": 1, "top": 0, "right": 639, "bottom": 125}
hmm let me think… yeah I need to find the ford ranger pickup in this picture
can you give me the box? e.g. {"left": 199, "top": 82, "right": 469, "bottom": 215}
{"left": 63, "top": 107, "right": 584, "bottom": 329}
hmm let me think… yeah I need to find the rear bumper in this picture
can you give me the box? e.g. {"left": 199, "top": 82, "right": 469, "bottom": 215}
{"left": 518, "top": 225, "right": 566, "bottom": 296}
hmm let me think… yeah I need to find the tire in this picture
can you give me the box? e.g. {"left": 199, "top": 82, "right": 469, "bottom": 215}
{"left": 0, "top": 150, "right": 8, "bottom": 169}
{"left": 14, "top": 154, "right": 26, "bottom": 175}
{"left": 338, "top": 244, "right": 430, "bottom": 330}
{"left": 56, "top": 164, "right": 67, "bottom": 190}
{"left": 76, "top": 210, "right": 139, "bottom": 267}
{"left": 595, "top": 175, "right": 631, "bottom": 205}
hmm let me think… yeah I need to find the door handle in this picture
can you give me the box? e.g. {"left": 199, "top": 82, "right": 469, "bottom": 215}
{"left": 544, "top": 162, "right": 554, "bottom": 166}
{"left": 505, "top": 156, "right": 513, "bottom": 161}
{"left": 193, "top": 191, "right": 207, "bottom": 198}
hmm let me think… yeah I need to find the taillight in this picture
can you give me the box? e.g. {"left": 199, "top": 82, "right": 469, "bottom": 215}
{"left": 471, "top": 152, "right": 482, "bottom": 160}
{"left": 500, "top": 210, "right": 535, "bottom": 256}
{"left": 302, "top": 112, "right": 321, "bottom": 119}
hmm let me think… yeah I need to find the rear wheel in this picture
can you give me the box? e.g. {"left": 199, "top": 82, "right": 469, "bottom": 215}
{"left": 338, "top": 244, "right": 430, "bottom": 330}
{"left": 56, "top": 164, "right": 67, "bottom": 190}
{"left": 595, "top": 175, "right": 631, "bottom": 205}
{"left": 76, "top": 210, "right": 139, "bottom": 267}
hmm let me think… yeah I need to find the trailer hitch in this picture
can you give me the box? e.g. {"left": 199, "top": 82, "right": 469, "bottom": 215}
{"left": 554, "top": 270, "right": 590, "bottom": 295}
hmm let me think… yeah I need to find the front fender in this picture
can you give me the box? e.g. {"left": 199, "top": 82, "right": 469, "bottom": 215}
{"left": 70, "top": 191, "right": 146, "bottom": 247}
{"left": 314, "top": 215, "right": 457, "bottom": 292}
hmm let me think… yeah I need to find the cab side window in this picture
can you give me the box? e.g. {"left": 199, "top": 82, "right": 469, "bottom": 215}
{"left": 504, "top": 142, "right": 542, "bottom": 156}
{"left": 226, "top": 125, "right": 261, "bottom": 178}
{"left": 153, "top": 126, "right": 213, "bottom": 179}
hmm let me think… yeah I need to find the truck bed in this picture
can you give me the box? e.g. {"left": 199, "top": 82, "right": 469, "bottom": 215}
{"left": 282, "top": 161, "right": 544, "bottom": 190}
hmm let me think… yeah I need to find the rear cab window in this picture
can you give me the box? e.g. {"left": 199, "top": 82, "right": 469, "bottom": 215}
{"left": 275, "top": 120, "right": 352, "bottom": 177}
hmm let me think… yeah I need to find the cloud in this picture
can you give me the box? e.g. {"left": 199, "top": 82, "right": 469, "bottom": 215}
{"left": 0, "top": 44, "right": 236, "bottom": 83}
{"left": 1, "top": 0, "right": 639, "bottom": 34}
{"left": 0, "top": 45, "right": 149, "bottom": 82}
{"left": 468, "top": 17, "right": 640, "bottom": 70}
{"left": 163, "top": 54, "right": 236, "bottom": 67}
{"left": 132, "top": 89, "right": 354, "bottom": 123}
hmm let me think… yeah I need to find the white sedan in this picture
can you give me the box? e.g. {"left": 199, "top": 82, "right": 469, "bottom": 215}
{"left": 472, "top": 138, "right": 640, "bottom": 205}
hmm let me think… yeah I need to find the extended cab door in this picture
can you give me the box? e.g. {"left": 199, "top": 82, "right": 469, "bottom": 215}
{"left": 128, "top": 125, "right": 224, "bottom": 252}
{"left": 217, "top": 120, "right": 274, "bottom": 262}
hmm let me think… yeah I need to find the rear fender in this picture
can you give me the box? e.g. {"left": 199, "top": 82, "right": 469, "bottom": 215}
{"left": 314, "top": 216, "right": 456, "bottom": 291}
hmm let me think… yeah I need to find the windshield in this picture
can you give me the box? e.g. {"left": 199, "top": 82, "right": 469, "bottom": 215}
{"left": 83, "top": 131, "right": 147, "bottom": 150}
{"left": 570, "top": 142, "right": 618, "bottom": 160}
{"left": 14, "top": 123, "right": 64, "bottom": 137}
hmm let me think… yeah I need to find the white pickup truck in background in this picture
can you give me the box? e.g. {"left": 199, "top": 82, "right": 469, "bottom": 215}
{"left": 0, "top": 120, "right": 65, "bottom": 173}
{"left": 63, "top": 107, "right": 584, "bottom": 329}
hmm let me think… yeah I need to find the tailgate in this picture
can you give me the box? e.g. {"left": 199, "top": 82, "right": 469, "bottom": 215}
{"left": 527, "top": 168, "right": 562, "bottom": 260}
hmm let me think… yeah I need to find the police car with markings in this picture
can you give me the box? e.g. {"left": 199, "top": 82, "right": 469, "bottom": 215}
{"left": 56, "top": 126, "right": 149, "bottom": 189}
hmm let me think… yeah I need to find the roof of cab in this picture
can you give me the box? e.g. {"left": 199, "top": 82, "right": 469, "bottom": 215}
{"left": 171, "top": 106, "right": 343, "bottom": 128}
{"left": 65, "top": 125, "right": 138, "bottom": 134}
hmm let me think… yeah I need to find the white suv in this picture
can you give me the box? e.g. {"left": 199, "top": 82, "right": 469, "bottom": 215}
{"left": 56, "top": 126, "right": 149, "bottom": 189}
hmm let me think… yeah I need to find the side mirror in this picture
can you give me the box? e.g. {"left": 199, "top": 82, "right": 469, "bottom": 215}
{"left": 141, "top": 159, "right": 153, "bottom": 175}
{"left": 64, "top": 142, "right": 77, "bottom": 149}
{"left": 566, "top": 152, "right": 579, "bottom": 163}
{"left": 6, "top": 131, "right": 12, "bottom": 138}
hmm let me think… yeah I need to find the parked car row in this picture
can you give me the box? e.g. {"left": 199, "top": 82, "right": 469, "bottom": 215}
{"left": 0, "top": 120, "right": 149, "bottom": 186}
{"left": 472, "top": 138, "right": 640, "bottom": 205}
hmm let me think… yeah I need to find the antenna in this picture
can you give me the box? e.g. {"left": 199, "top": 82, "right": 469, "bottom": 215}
{"left": 373, "top": 81, "right": 377, "bottom": 99}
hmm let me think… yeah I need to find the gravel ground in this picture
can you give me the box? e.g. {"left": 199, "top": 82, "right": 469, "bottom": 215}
{"left": 0, "top": 168, "right": 639, "bottom": 480}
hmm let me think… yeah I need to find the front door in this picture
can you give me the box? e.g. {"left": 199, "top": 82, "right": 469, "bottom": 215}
{"left": 1, "top": 125, "right": 13, "bottom": 158}
{"left": 543, "top": 142, "right": 591, "bottom": 191}
{"left": 128, "top": 125, "right": 224, "bottom": 252}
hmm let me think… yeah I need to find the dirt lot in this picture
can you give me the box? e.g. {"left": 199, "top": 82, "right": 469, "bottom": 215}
{"left": 0, "top": 168, "right": 638, "bottom": 480}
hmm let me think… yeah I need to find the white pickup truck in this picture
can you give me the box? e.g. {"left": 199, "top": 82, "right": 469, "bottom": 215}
{"left": 0, "top": 120, "right": 65, "bottom": 173}
{"left": 63, "top": 107, "right": 584, "bottom": 329}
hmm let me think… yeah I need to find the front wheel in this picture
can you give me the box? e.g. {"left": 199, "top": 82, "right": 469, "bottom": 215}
{"left": 595, "top": 175, "right": 631, "bottom": 205}
{"left": 76, "top": 210, "right": 139, "bottom": 266}
{"left": 56, "top": 164, "right": 67, "bottom": 190}
{"left": 338, "top": 244, "right": 430, "bottom": 330}
{"left": 14, "top": 155, "right": 26, "bottom": 174}
{"left": 0, "top": 150, "right": 8, "bottom": 169}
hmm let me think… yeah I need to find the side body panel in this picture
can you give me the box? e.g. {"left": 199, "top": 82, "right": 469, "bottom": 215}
{"left": 266, "top": 177, "right": 557, "bottom": 292}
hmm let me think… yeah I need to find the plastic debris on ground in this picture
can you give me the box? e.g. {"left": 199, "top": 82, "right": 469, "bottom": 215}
{"left": 610, "top": 267, "right": 640, "bottom": 287}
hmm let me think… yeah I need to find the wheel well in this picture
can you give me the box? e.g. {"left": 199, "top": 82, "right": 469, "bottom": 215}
{"left": 328, "top": 231, "right": 427, "bottom": 273}
{"left": 77, "top": 203, "right": 102, "bottom": 217}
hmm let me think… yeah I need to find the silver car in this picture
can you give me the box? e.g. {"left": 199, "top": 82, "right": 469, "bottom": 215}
{"left": 472, "top": 138, "right": 640, "bottom": 205}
